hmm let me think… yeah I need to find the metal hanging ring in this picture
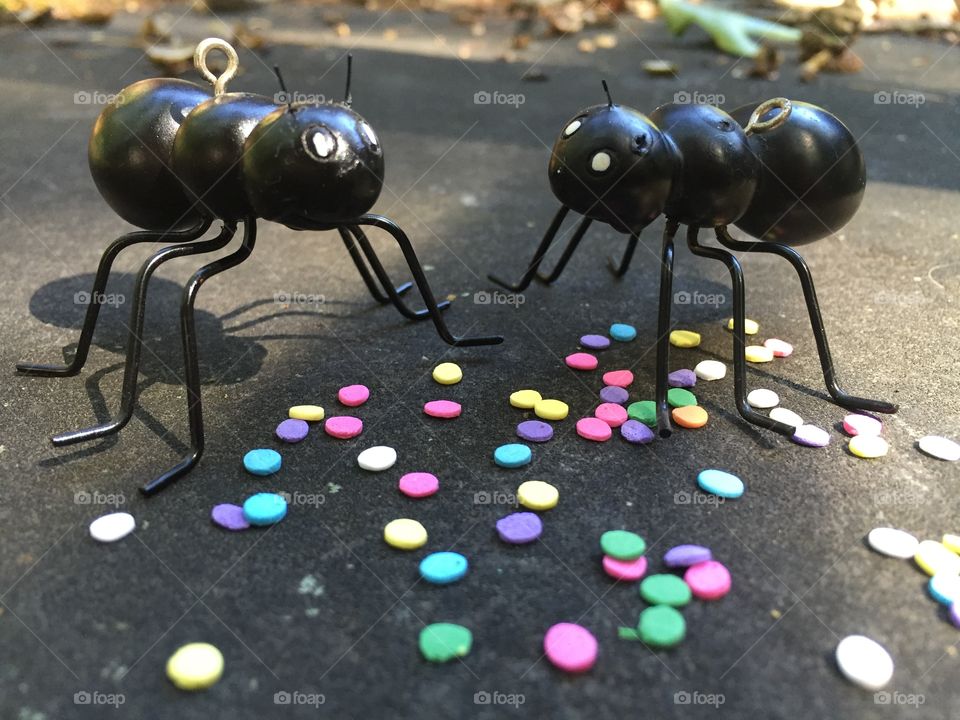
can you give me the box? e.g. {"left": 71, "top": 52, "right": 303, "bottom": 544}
{"left": 193, "top": 37, "right": 239, "bottom": 96}
{"left": 744, "top": 97, "right": 792, "bottom": 135}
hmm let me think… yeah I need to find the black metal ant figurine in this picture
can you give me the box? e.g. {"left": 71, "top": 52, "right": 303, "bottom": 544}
{"left": 18, "top": 38, "right": 502, "bottom": 495}
{"left": 490, "top": 83, "right": 897, "bottom": 438}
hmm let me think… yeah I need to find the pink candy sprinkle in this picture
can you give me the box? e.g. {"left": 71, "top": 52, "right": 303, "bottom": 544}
{"left": 423, "top": 400, "right": 462, "bottom": 419}
{"left": 842, "top": 414, "right": 882, "bottom": 437}
{"left": 763, "top": 338, "right": 793, "bottom": 357}
{"left": 576, "top": 417, "right": 612, "bottom": 442}
{"left": 338, "top": 384, "right": 370, "bottom": 407}
{"left": 565, "top": 352, "right": 598, "bottom": 371}
{"left": 602, "top": 369, "right": 634, "bottom": 388}
{"left": 602, "top": 554, "right": 648, "bottom": 581}
{"left": 595, "top": 403, "right": 628, "bottom": 428}
{"left": 398, "top": 472, "right": 439, "bottom": 498}
{"left": 543, "top": 622, "right": 598, "bottom": 673}
{"left": 684, "top": 560, "right": 731, "bottom": 600}
{"left": 324, "top": 416, "right": 363, "bottom": 439}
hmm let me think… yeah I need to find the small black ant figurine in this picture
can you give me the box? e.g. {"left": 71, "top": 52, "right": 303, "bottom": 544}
{"left": 18, "top": 38, "right": 501, "bottom": 495}
{"left": 491, "top": 83, "right": 897, "bottom": 438}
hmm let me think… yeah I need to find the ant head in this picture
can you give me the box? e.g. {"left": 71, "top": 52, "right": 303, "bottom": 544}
{"left": 548, "top": 92, "right": 678, "bottom": 233}
{"left": 242, "top": 101, "right": 384, "bottom": 228}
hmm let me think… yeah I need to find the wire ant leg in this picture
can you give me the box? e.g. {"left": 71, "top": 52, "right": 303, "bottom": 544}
{"left": 715, "top": 226, "right": 897, "bottom": 414}
{"left": 338, "top": 226, "right": 417, "bottom": 305}
{"left": 355, "top": 214, "right": 503, "bottom": 347}
{"left": 535, "top": 216, "right": 593, "bottom": 285}
{"left": 16, "top": 218, "right": 213, "bottom": 377}
{"left": 488, "top": 206, "right": 570, "bottom": 291}
{"left": 607, "top": 232, "right": 639, "bottom": 278}
{"left": 142, "top": 220, "right": 257, "bottom": 496}
{"left": 50, "top": 222, "right": 238, "bottom": 448}
{"left": 345, "top": 225, "right": 451, "bottom": 320}
{"left": 687, "top": 227, "right": 796, "bottom": 437}
{"left": 654, "top": 220, "right": 680, "bottom": 438}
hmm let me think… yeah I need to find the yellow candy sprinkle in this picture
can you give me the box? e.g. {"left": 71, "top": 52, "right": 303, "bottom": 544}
{"left": 432, "top": 362, "right": 463, "bottom": 385}
{"left": 744, "top": 345, "right": 774, "bottom": 363}
{"left": 942, "top": 534, "right": 960, "bottom": 555}
{"left": 384, "top": 518, "right": 428, "bottom": 550}
{"left": 848, "top": 435, "right": 889, "bottom": 459}
{"left": 669, "top": 330, "right": 701, "bottom": 348}
{"left": 517, "top": 480, "right": 559, "bottom": 511}
{"left": 534, "top": 399, "right": 569, "bottom": 421}
{"left": 166, "top": 643, "right": 224, "bottom": 691}
{"left": 289, "top": 404, "right": 324, "bottom": 422}
{"left": 726, "top": 317, "right": 759, "bottom": 335}
{"left": 510, "top": 389, "right": 542, "bottom": 409}
{"left": 914, "top": 540, "right": 960, "bottom": 576}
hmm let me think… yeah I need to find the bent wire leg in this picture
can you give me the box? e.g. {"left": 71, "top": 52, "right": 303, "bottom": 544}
{"left": 715, "top": 226, "right": 897, "bottom": 414}
{"left": 535, "top": 216, "right": 593, "bottom": 285}
{"left": 688, "top": 227, "right": 795, "bottom": 436}
{"left": 488, "top": 206, "right": 570, "bottom": 291}
{"left": 655, "top": 220, "right": 680, "bottom": 437}
{"left": 51, "top": 222, "right": 238, "bottom": 447}
{"left": 339, "top": 226, "right": 392, "bottom": 303}
{"left": 142, "top": 220, "right": 257, "bottom": 496}
{"left": 355, "top": 214, "right": 503, "bottom": 347}
{"left": 17, "top": 218, "right": 213, "bottom": 377}
{"left": 346, "top": 225, "right": 450, "bottom": 320}
{"left": 607, "top": 232, "right": 639, "bottom": 278}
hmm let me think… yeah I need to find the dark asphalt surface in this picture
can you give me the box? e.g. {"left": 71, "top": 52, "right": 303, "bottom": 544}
{"left": 1, "top": 5, "right": 959, "bottom": 719}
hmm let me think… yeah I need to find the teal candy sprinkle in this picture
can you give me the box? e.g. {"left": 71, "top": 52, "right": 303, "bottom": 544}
{"left": 243, "top": 448, "right": 282, "bottom": 476}
{"left": 494, "top": 443, "right": 532, "bottom": 468}
{"left": 242, "top": 492, "right": 288, "bottom": 526}
{"left": 610, "top": 323, "right": 637, "bottom": 342}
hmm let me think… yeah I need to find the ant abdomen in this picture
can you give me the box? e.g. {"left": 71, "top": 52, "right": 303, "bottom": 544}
{"left": 650, "top": 103, "right": 759, "bottom": 228}
{"left": 88, "top": 78, "right": 213, "bottom": 230}
{"left": 731, "top": 101, "right": 866, "bottom": 245}
{"left": 172, "top": 92, "right": 278, "bottom": 221}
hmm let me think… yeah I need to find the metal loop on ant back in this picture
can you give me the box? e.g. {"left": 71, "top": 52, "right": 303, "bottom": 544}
{"left": 193, "top": 37, "right": 239, "bottom": 96}
{"left": 744, "top": 97, "right": 792, "bottom": 135}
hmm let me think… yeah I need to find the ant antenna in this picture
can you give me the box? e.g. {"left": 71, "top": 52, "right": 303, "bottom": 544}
{"left": 601, "top": 80, "right": 613, "bottom": 108}
{"left": 344, "top": 54, "right": 353, "bottom": 106}
{"left": 273, "top": 65, "right": 294, "bottom": 113}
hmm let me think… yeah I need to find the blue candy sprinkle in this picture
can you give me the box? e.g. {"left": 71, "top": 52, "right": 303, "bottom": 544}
{"left": 929, "top": 573, "right": 960, "bottom": 606}
{"left": 697, "top": 469, "right": 744, "bottom": 499}
{"left": 243, "top": 448, "right": 282, "bottom": 476}
{"left": 420, "top": 551, "right": 469, "bottom": 585}
{"left": 493, "top": 443, "right": 532, "bottom": 468}
{"left": 242, "top": 492, "right": 288, "bottom": 526}
{"left": 609, "top": 323, "right": 637, "bottom": 342}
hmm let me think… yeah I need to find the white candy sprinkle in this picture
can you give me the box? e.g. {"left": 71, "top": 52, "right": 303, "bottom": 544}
{"left": 747, "top": 388, "right": 779, "bottom": 409}
{"left": 769, "top": 407, "right": 803, "bottom": 427}
{"left": 835, "top": 635, "right": 894, "bottom": 691}
{"left": 917, "top": 435, "right": 960, "bottom": 462}
{"left": 357, "top": 446, "right": 398, "bottom": 472}
{"left": 867, "top": 527, "right": 919, "bottom": 559}
{"left": 694, "top": 360, "right": 726, "bottom": 381}
{"left": 89, "top": 512, "right": 136, "bottom": 543}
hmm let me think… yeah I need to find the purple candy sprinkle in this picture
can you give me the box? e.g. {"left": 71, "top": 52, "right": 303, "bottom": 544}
{"left": 276, "top": 418, "right": 309, "bottom": 443}
{"left": 620, "top": 419, "right": 654, "bottom": 445}
{"left": 951, "top": 601, "right": 960, "bottom": 629}
{"left": 663, "top": 544, "right": 713, "bottom": 568}
{"left": 599, "top": 386, "right": 629, "bottom": 405}
{"left": 792, "top": 424, "right": 831, "bottom": 448}
{"left": 517, "top": 420, "right": 554, "bottom": 443}
{"left": 496, "top": 512, "right": 543, "bottom": 544}
{"left": 667, "top": 369, "right": 697, "bottom": 388}
{"left": 211, "top": 503, "right": 250, "bottom": 531}
{"left": 580, "top": 334, "right": 611, "bottom": 350}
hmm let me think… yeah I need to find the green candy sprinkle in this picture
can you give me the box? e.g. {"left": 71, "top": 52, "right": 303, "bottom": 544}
{"left": 667, "top": 388, "right": 697, "bottom": 408}
{"left": 419, "top": 623, "right": 473, "bottom": 663}
{"left": 618, "top": 627, "right": 641, "bottom": 641}
{"left": 600, "top": 530, "right": 646, "bottom": 560}
{"left": 639, "top": 574, "right": 692, "bottom": 607}
{"left": 638, "top": 605, "right": 686, "bottom": 648}
{"left": 627, "top": 401, "right": 657, "bottom": 428}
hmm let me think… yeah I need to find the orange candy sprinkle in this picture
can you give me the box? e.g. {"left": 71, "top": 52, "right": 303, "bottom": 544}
{"left": 672, "top": 405, "right": 708, "bottom": 429}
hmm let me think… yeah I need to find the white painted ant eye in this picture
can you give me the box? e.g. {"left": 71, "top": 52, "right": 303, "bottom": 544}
{"left": 302, "top": 126, "right": 337, "bottom": 160}
{"left": 359, "top": 120, "right": 379, "bottom": 150}
{"left": 590, "top": 151, "right": 611, "bottom": 173}
{"left": 563, "top": 119, "right": 582, "bottom": 137}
